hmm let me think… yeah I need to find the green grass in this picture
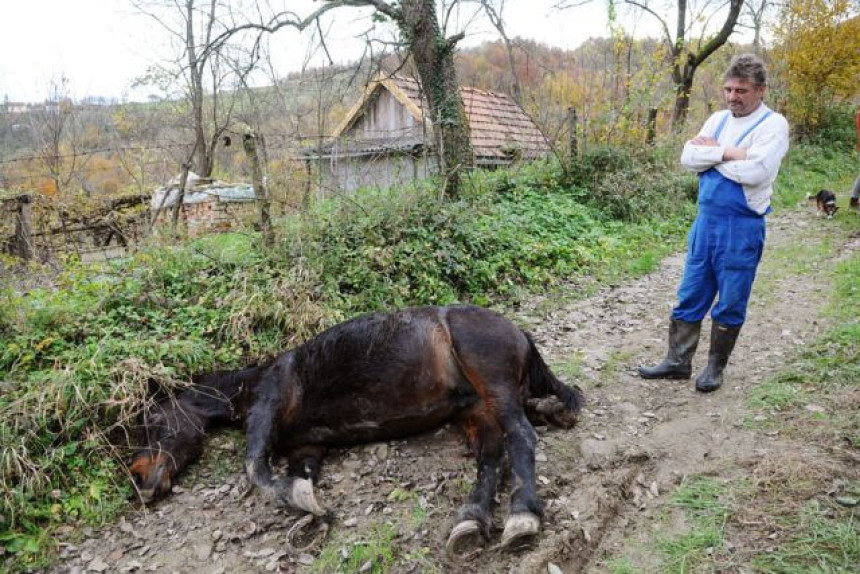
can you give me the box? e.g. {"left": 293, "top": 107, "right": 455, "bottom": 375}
{"left": 312, "top": 524, "right": 397, "bottom": 574}
{"left": 751, "top": 494, "right": 860, "bottom": 573}
{"left": 658, "top": 476, "right": 731, "bottom": 573}
{"left": 771, "top": 144, "right": 858, "bottom": 209}
{"left": 599, "top": 350, "right": 635, "bottom": 385}
{"left": 550, "top": 352, "right": 587, "bottom": 383}
{"left": 605, "top": 556, "right": 641, "bottom": 574}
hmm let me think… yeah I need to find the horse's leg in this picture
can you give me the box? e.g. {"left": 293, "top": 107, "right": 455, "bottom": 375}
{"left": 498, "top": 406, "right": 542, "bottom": 548}
{"left": 446, "top": 405, "right": 504, "bottom": 558}
{"left": 244, "top": 377, "right": 325, "bottom": 516}
{"left": 287, "top": 445, "right": 326, "bottom": 482}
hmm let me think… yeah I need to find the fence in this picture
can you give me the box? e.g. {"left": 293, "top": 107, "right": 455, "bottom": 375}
{"left": 1, "top": 193, "right": 150, "bottom": 263}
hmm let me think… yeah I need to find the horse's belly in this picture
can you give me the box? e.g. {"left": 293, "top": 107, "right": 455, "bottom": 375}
{"left": 282, "top": 391, "right": 474, "bottom": 447}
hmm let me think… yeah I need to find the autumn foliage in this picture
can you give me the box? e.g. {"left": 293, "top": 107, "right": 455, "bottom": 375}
{"left": 773, "top": 1, "right": 860, "bottom": 136}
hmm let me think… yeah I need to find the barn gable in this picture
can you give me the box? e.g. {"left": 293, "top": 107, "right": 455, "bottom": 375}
{"left": 306, "top": 73, "right": 551, "bottom": 194}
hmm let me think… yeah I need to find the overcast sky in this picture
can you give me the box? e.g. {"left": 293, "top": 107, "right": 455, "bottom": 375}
{"left": 0, "top": 0, "right": 669, "bottom": 103}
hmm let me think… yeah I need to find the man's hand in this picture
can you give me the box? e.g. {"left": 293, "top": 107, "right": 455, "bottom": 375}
{"left": 721, "top": 146, "right": 748, "bottom": 161}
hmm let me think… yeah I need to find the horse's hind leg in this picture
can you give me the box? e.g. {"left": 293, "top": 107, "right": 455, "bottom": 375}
{"left": 499, "top": 407, "right": 542, "bottom": 548}
{"left": 287, "top": 445, "right": 326, "bottom": 482}
{"left": 447, "top": 405, "right": 504, "bottom": 559}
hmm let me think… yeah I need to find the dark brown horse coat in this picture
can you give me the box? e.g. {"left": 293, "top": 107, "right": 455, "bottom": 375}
{"left": 130, "top": 304, "right": 583, "bottom": 555}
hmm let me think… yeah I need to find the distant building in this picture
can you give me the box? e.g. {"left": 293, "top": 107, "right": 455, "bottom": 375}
{"left": 305, "top": 73, "right": 551, "bottom": 195}
{"left": 4, "top": 102, "right": 30, "bottom": 114}
{"left": 151, "top": 172, "right": 257, "bottom": 237}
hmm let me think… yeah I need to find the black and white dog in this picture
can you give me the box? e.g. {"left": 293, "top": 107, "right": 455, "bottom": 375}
{"left": 810, "top": 189, "right": 839, "bottom": 219}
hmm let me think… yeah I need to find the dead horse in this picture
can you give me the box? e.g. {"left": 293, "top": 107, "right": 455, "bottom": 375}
{"left": 129, "top": 304, "right": 583, "bottom": 556}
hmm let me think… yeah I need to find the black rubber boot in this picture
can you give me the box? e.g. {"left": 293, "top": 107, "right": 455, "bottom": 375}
{"left": 638, "top": 319, "right": 701, "bottom": 379}
{"left": 695, "top": 322, "right": 742, "bottom": 393}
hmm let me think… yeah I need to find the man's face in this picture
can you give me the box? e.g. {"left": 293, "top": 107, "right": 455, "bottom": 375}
{"left": 723, "top": 77, "right": 765, "bottom": 117}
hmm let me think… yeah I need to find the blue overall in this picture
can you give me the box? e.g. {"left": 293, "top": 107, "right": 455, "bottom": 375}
{"left": 672, "top": 111, "right": 773, "bottom": 327}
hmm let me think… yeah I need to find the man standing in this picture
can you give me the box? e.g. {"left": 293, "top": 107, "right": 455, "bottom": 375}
{"left": 638, "top": 53, "right": 790, "bottom": 392}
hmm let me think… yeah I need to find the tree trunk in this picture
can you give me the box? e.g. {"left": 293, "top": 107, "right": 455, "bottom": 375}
{"left": 186, "top": 0, "right": 213, "bottom": 177}
{"left": 672, "top": 71, "right": 694, "bottom": 126}
{"left": 670, "top": 0, "right": 743, "bottom": 128}
{"left": 399, "top": 0, "right": 472, "bottom": 200}
{"left": 242, "top": 133, "right": 274, "bottom": 249}
{"left": 171, "top": 163, "right": 191, "bottom": 232}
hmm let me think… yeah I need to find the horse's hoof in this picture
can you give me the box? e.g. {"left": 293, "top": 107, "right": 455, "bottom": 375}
{"left": 446, "top": 519, "right": 484, "bottom": 559}
{"left": 500, "top": 512, "right": 540, "bottom": 549}
{"left": 291, "top": 478, "right": 326, "bottom": 516}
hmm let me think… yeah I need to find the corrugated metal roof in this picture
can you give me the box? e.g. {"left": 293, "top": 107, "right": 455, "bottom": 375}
{"left": 151, "top": 177, "right": 255, "bottom": 209}
{"left": 325, "top": 74, "right": 550, "bottom": 163}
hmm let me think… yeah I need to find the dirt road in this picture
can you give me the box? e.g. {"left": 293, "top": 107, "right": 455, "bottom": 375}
{"left": 54, "top": 207, "right": 859, "bottom": 573}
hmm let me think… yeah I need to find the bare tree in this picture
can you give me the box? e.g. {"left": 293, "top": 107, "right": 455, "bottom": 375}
{"left": 474, "top": 0, "right": 522, "bottom": 104}
{"left": 134, "top": 0, "right": 243, "bottom": 178}
{"left": 26, "top": 75, "right": 89, "bottom": 196}
{"left": 558, "top": 0, "right": 743, "bottom": 127}
{"left": 205, "top": 0, "right": 474, "bottom": 199}
{"left": 738, "top": 0, "right": 773, "bottom": 53}
{"left": 620, "top": 0, "right": 743, "bottom": 126}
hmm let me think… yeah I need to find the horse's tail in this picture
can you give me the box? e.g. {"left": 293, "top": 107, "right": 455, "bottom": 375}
{"left": 525, "top": 332, "right": 583, "bottom": 413}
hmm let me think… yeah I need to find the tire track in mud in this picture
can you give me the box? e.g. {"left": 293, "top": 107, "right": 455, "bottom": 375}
{"left": 53, "top": 209, "right": 856, "bottom": 573}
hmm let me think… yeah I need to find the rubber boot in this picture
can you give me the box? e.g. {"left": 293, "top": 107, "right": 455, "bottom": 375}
{"left": 695, "top": 322, "right": 741, "bottom": 393}
{"left": 637, "top": 319, "right": 701, "bottom": 379}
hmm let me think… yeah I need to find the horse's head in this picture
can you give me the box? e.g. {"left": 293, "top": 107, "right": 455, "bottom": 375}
{"left": 130, "top": 405, "right": 180, "bottom": 504}
{"left": 129, "top": 450, "right": 173, "bottom": 504}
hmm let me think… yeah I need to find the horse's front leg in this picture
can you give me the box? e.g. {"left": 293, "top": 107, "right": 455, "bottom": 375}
{"left": 499, "top": 408, "right": 542, "bottom": 548}
{"left": 447, "top": 405, "right": 504, "bottom": 558}
{"left": 244, "top": 381, "right": 325, "bottom": 516}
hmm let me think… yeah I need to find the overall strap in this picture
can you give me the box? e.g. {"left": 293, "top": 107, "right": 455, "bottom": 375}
{"left": 712, "top": 111, "right": 731, "bottom": 140}
{"left": 735, "top": 111, "right": 773, "bottom": 145}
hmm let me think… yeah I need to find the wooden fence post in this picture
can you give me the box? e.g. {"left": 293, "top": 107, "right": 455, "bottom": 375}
{"left": 11, "top": 195, "right": 33, "bottom": 260}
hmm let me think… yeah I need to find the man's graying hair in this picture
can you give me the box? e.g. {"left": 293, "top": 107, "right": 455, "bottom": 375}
{"left": 725, "top": 53, "right": 768, "bottom": 87}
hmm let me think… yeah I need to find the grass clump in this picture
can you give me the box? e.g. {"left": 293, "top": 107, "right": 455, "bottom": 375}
{"left": 312, "top": 524, "right": 397, "bottom": 574}
{"left": 752, "top": 498, "right": 859, "bottom": 573}
{"left": 730, "top": 454, "right": 859, "bottom": 573}
{"left": 658, "top": 476, "right": 731, "bottom": 573}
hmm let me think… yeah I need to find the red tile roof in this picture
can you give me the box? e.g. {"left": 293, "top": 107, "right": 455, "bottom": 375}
{"left": 334, "top": 74, "right": 551, "bottom": 163}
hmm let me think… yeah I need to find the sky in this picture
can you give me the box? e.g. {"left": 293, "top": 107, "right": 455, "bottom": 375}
{"left": 0, "top": 0, "right": 667, "bottom": 103}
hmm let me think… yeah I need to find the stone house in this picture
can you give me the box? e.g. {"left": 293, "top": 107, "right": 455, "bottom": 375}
{"left": 306, "top": 73, "right": 551, "bottom": 195}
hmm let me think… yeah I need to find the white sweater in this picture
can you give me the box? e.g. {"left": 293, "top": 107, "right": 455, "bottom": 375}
{"left": 680, "top": 104, "right": 790, "bottom": 214}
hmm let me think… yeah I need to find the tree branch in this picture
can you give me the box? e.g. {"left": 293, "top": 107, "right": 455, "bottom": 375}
{"left": 621, "top": 0, "right": 674, "bottom": 48}
{"left": 691, "top": 0, "right": 742, "bottom": 69}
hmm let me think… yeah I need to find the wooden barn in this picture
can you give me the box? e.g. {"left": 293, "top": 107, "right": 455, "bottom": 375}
{"left": 306, "top": 74, "right": 551, "bottom": 195}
